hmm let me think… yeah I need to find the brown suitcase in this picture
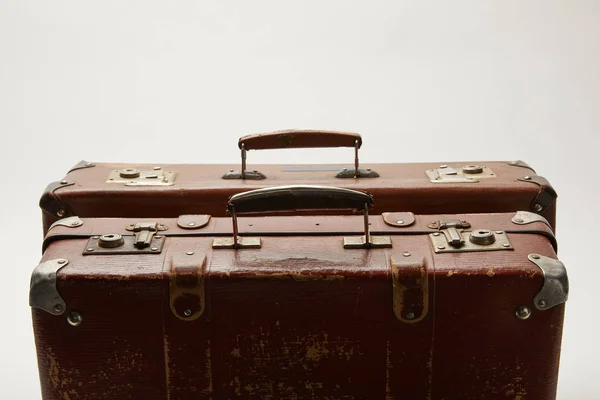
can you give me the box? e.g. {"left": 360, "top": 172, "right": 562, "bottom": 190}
{"left": 31, "top": 186, "right": 568, "bottom": 399}
{"left": 40, "top": 130, "right": 558, "bottom": 233}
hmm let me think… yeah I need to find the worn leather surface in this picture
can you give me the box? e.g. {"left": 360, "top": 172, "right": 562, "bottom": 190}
{"left": 43, "top": 212, "right": 558, "bottom": 253}
{"left": 40, "top": 161, "right": 557, "bottom": 233}
{"left": 32, "top": 212, "right": 564, "bottom": 399}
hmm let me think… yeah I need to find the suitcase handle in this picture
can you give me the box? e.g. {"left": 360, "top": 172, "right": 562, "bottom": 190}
{"left": 225, "top": 185, "right": 374, "bottom": 248}
{"left": 222, "top": 130, "right": 379, "bottom": 180}
{"left": 228, "top": 185, "right": 373, "bottom": 214}
{"left": 239, "top": 130, "right": 361, "bottom": 150}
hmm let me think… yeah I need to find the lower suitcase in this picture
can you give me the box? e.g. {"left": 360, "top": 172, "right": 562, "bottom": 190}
{"left": 30, "top": 186, "right": 568, "bottom": 399}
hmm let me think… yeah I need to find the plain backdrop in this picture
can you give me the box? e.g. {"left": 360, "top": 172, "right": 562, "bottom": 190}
{"left": 1, "top": 1, "right": 598, "bottom": 398}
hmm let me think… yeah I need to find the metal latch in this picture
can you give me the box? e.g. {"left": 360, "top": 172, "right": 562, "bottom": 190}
{"left": 428, "top": 220, "right": 471, "bottom": 247}
{"left": 428, "top": 219, "right": 513, "bottom": 253}
{"left": 426, "top": 164, "right": 496, "bottom": 183}
{"left": 126, "top": 222, "right": 168, "bottom": 248}
{"left": 106, "top": 167, "right": 176, "bottom": 186}
{"left": 83, "top": 222, "right": 168, "bottom": 255}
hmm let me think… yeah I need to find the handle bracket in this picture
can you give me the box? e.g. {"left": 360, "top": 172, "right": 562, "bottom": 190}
{"left": 212, "top": 186, "right": 390, "bottom": 250}
{"left": 222, "top": 130, "right": 379, "bottom": 180}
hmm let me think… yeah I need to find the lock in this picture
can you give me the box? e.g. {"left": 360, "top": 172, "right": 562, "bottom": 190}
{"left": 428, "top": 219, "right": 513, "bottom": 253}
{"left": 82, "top": 221, "right": 168, "bottom": 255}
{"left": 425, "top": 165, "right": 496, "bottom": 183}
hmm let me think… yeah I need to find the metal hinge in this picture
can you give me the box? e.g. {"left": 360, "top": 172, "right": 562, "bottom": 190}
{"left": 106, "top": 167, "right": 175, "bottom": 186}
{"left": 428, "top": 219, "right": 513, "bottom": 253}
{"left": 426, "top": 164, "right": 496, "bottom": 183}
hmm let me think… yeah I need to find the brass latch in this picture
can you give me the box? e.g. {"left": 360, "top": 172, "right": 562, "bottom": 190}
{"left": 425, "top": 165, "right": 496, "bottom": 183}
{"left": 428, "top": 219, "right": 471, "bottom": 248}
{"left": 428, "top": 219, "right": 513, "bottom": 253}
{"left": 106, "top": 167, "right": 176, "bottom": 186}
{"left": 126, "top": 222, "right": 168, "bottom": 248}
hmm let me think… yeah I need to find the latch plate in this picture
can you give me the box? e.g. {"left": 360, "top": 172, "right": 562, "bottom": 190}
{"left": 426, "top": 165, "right": 496, "bottom": 183}
{"left": 125, "top": 222, "right": 168, "bottom": 248}
{"left": 430, "top": 230, "right": 513, "bottom": 253}
{"left": 107, "top": 168, "right": 175, "bottom": 186}
{"left": 83, "top": 235, "right": 165, "bottom": 255}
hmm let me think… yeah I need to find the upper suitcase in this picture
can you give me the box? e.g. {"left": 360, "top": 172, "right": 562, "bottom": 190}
{"left": 39, "top": 130, "right": 557, "bottom": 232}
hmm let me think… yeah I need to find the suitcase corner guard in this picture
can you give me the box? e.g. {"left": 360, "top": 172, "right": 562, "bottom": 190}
{"left": 29, "top": 258, "right": 69, "bottom": 315}
{"left": 528, "top": 254, "right": 569, "bottom": 310}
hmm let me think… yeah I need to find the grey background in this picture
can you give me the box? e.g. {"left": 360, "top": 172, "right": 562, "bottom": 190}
{"left": 1, "top": 1, "right": 598, "bottom": 398}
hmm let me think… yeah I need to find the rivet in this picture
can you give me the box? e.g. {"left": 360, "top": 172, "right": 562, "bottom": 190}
{"left": 495, "top": 231, "right": 503, "bottom": 234}
{"left": 155, "top": 235, "right": 162, "bottom": 239}
{"left": 86, "top": 162, "right": 95, "bottom": 167}
{"left": 71, "top": 221, "right": 80, "bottom": 226}
{"left": 153, "top": 166, "right": 161, "bottom": 170}
{"left": 67, "top": 311, "right": 83, "bottom": 327}
{"left": 523, "top": 176, "right": 532, "bottom": 180}
{"left": 186, "top": 251, "right": 194, "bottom": 255}
{"left": 60, "top": 180, "right": 68, "bottom": 185}
{"left": 367, "top": 168, "right": 371, "bottom": 171}
{"left": 188, "top": 222, "right": 196, "bottom": 226}
{"left": 183, "top": 309, "right": 192, "bottom": 317}
{"left": 514, "top": 218, "right": 524, "bottom": 223}
{"left": 538, "top": 299, "right": 547, "bottom": 308}
{"left": 502, "top": 243, "right": 510, "bottom": 248}
{"left": 515, "top": 305, "right": 531, "bottom": 320}
{"left": 396, "top": 220, "right": 404, "bottom": 224}
{"left": 54, "top": 304, "right": 63, "bottom": 313}
{"left": 58, "top": 259, "right": 67, "bottom": 264}
{"left": 534, "top": 204, "right": 543, "bottom": 212}
{"left": 229, "top": 169, "right": 234, "bottom": 172}
{"left": 86, "top": 247, "right": 94, "bottom": 252}
{"left": 531, "top": 254, "right": 540, "bottom": 259}
{"left": 92, "top": 236, "right": 99, "bottom": 239}
{"left": 433, "top": 232, "right": 441, "bottom": 236}
{"left": 57, "top": 209, "right": 65, "bottom": 217}
{"left": 151, "top": 247, "right": 159, "bottom": 252}
{"left": 403, "top": 251, "right": 411, "bottom": 257}
{"left": 440, "top": 165, "right": 448, "bottom": 168}
{"left": 437, "top": 245, "right": 445, "bottom": 250}
{"left": 405, "top": 312, "right": 415, "bottom": 320}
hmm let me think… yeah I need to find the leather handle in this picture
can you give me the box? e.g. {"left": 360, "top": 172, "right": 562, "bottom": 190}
{"left": 238, "top": 130, "right": 362, "bottom": 150}
{"left": 227, "top": 185, "right": 373, "bottom": 215}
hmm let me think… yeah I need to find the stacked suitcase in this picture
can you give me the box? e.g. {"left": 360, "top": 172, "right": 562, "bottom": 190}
{"left": 30, "top": 131, "right": 568, "bottom": 399}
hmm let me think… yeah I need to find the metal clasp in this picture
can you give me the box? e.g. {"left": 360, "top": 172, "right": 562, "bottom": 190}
{"left": 425, "top": 165, "right": 496, "bottom": 183}
{"left": 428, "top": 219, "right": 471, "bottom": 248}
{"left": 126, "top": 222, "right": 168, "bottom": 248}
{"left": 428, "top": 219, "right": 513, "bottom": 253}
